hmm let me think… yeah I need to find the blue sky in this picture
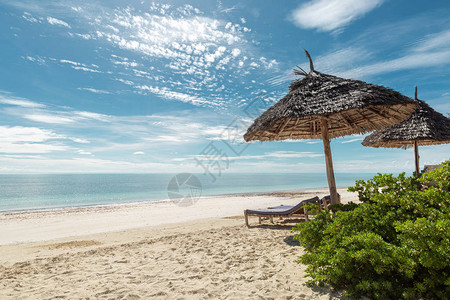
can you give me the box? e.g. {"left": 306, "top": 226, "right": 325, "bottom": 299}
{"left": 0, "top": 0, "right": 449, "bottom": 174}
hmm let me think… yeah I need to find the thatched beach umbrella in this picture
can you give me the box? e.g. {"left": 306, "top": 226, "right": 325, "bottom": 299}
{"left": 362, "top": 87, "right": 450, "bottom": 175}
{"left": 243, "top": 51, "right": 417, "bottom": 205}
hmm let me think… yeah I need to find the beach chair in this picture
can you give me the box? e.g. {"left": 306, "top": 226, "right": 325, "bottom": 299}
{"left": 320, "top": 193, "right": 341, "bottom": 208}
{"left": 244, "top": 196, "right": 319, "bottom": 226}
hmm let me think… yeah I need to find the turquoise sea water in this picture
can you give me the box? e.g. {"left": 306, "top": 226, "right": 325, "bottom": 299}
{"left": 0, "top": 173, "right": 376, "bottom": 212}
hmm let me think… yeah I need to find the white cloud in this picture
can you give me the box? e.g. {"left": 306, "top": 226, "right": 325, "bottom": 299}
{"left": 60, "top": 59, "right": 100, "bottom": 73}
{"left": 74, "top": 111, "right": 110, "bottom": 122}
{"left": 231, "top": 48, "right": 241, "bottom": 57}
{"left": 174, "top": 151, "right": 323, "bottom": 162}
{"left": 137, "top": 85, "right": 220, "bottom": 107}
{"left": 306, "top": 29, "right": 450, "bottom": 80}
{"left": 70, "top": 138, "right": 90, "bottom": 144}
{"left": 341, "top": 50, "right": 450, "bottom": 79}
{"left": 24, "top": 55, "right": 47, "bottom": 65}
{"left": 60, "top": 59, "right": 81, "bottom": 66}
{"left": 111, "top": 60, "right": 140, "bottom": 68}
{"left": 47, "top": 16, "right": 71, "bottom": 28}
{"left": 24, "top": 114, "right": 76, "bottom": 124}
{"left": 221, "top": 6, "right": 237, "bottom": 14}
{"left": 414, "top": 29, "right": 450, "bottom": 53}
{"left": 0, "top": 126, "right": 58, "bottom": 143}
{"left": 291, "top": 0, "right": 384, "bottom": 32}
{"left": 22, "top": 12, "right": 39, "bottom": 23}
{"left": 0, "top": 94, "right": 46, "bottom": 108}
{"left": 0, "top": 156, "right": 189, "bottom": 174}
{"left": 144, "top": 135, "right": 190, "bottom": 143}
{"left": 0, "top": 142, "right": 68, "bottom": 154}
{"left": 73, "top": 33, "right": 92, "bottom": 40}
{"left": 102, "top": 14, "right": 241, "bottom": 60}
{"left": 133, "top": 151, "right": 145, "bottom": 155}
{"left": 77, "top": 87, "right": 111, "bottom": 94}
{"left": 338, "top": 134, "right": 367, "bottom": 144}
{"left": 72, "top": 66, "right": 101, "bottom": 73}
{"left": 205, "top": 46, "right": 226, "bottom": 62}
{"left": 314, "top": 47, "right": 372, "bottom": 73}
{"left": 341, "top": 138, "right": 364, "bottom": 144}
{"left": 116, "top": 78, "right": 134, "bottom": 85}
{"left": 77, "top": 150, "right": 92, "bottom": 155}
{"left": 0, "top": 126, "right": 87, "bottom": 154}
{"left": 231, "top": 151, "right": 323, "bottom": 160}
{"left": 1, "top": 93, "right": 111, "bottom": 126}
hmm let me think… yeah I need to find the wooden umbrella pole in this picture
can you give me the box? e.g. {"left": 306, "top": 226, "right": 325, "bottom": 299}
{"left": 414, "top": 140, "right": 420, "bottom": 176}
{"left": 320, "top": 118, "right": 339, "bottom": 205}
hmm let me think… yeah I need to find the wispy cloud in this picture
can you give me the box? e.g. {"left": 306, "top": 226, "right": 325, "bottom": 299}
{"left": 227, "top": 151, "right": 323, "bottom": 160}
{"left": 341, "top": 50, "right": 450, "bottom": 79}
{"left": 22, "top": 12, "right": 40, "bottom": 23}
{"left": 137, "top": 85, "right": 220, "bottom": 107}
{"left": 77, "top": 88, "right": 111, "bottom": 94}
{"left": 341, "top": 138, "right": 364, "bottom": 144}
{"left": 173, "top": 151, "right": 323, "bottom": 162}
{"left": 295, "top": 28, "right": 450, "bottom": 80}
{"left": 339, "top": 134, "right": 367, "bottom": 144}
{"left": 0, "top": 93, "right": 46, "bottom": 108}
{"left": 290, "top": 0, "right": 384, "bottom": 33}
{"left": 71, "top": 66, "right": 101, "bottom": 73}
{"left": 0, "top": 156, "right": 188, "bottom": 174}
{"left": 74, "top": 111, "right": 110, "bottom": 122}
{"left": 77, "top": 150, "right": 92, "bottom": 155}
{"left": 47, "top": 16, "right": 71, "bottom": 28}
{"left": 0, "top": 93, "right": 236, "bottom": 160}
{"left": 0, "top": 126, "right": 85, "bottom": 154}
{"left": 59, "top": 59, "right": 101, "bottom": 73}
{"left": 413, "top": 29, "right": 450, "bottom": 53}
{"left": 24, "top": 114, "right": 76, "bottom": 124}
{"left": 1, "top": 93, "right": 112, "bottom": 126}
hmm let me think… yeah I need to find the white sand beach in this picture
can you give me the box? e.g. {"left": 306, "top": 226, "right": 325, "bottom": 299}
{"left": 0, "top": 187, "right": 357, "bottom": 299}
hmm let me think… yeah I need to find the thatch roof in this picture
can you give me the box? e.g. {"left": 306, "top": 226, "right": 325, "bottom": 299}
{"left": 362, "top": 99, "right": 450, "bottom": 149}
{"left": 244, "top": 52, "right": 417, "bottom": 142}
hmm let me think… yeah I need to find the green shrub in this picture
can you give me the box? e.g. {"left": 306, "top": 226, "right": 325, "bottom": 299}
{"left": 293, "top": 161, "right": 450, "bottom": 299}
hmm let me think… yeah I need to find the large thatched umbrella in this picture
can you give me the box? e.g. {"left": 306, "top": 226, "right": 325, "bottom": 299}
{"left": 362, "top": 87, "right": 450, "bottom": 175}
{"left": 243, "top": 51, "right": 417, "bottom": 205}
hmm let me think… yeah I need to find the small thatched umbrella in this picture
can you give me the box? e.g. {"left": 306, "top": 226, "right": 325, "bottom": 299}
{"left": 244, "top": 51, "right": 417, "bottom": 205}
{"left": 362, "top": 87, "right": 450, "bottom": 175}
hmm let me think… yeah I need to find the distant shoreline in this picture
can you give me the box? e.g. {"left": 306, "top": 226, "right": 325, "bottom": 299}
{"left": 0, "top": 186, "right": 353, "bottom": 214}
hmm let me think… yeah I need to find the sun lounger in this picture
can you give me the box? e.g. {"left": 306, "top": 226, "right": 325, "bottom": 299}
{"left": 320, "top": 193, "right": 341, "bottom": 208}
{"left": 244, "top": 196, "right": 319, "bottom": 226}
{"left": 266, "top": 193, "right": 339, "bottom": 210}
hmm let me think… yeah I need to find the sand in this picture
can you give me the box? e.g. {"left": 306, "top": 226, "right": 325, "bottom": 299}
{"left": 0, "top": 188, "right": 357, "bottom": 299}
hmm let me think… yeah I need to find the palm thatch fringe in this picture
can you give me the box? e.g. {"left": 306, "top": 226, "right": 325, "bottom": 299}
{"left": 362, "top": 98, "right": 450, "bottom": 149}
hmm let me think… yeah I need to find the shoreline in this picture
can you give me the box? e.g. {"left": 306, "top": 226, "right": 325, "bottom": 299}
{"left": 0, "top": 187, "right": 357, "bottom": 245}
{"left": 0, "top": 185, "right": 351, "bottom": 214}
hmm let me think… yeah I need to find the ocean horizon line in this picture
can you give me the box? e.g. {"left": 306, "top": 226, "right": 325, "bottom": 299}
{"left": 0, "top": 186, "right": 343, "bottom": 214}
{"left": 0, "top": 171, "right": 388, "bottom": 175}
{"left": 0, "top": 173, "right": 381, "bottom": 212}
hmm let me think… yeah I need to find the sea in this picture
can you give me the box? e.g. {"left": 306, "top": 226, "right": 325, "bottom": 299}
{"left": 0, "top": 173, "right": 377, "bottom": 212}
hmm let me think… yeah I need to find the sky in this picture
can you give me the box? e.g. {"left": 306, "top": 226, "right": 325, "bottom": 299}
{"left": 0, "top": 0, "right": 449, "bottom": 175}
